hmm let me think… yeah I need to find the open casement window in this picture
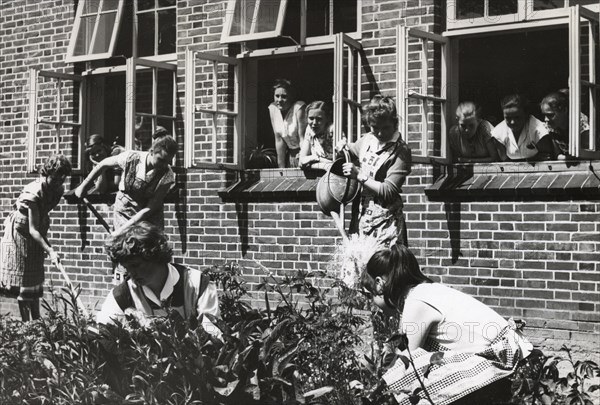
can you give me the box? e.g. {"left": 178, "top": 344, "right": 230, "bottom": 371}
{"left": 125, "top": 58, "right": 177, "bottom": 152}
{"left": 27, "top": 70, "right": 85, "bottom": 173}
{"left": 66, "top": 0, "right": 124, "bottom": 63}
{"left": 333, "top": 33, "right": 362, "bottom": 148}
{"left": 570, "top": 5, "right": 600, "bottom": 158}
{"left": 397, "top": 26, "right": 450, "bottom": 163}
{"left": 447, "top": 0, "right": 599, "bottom": 31}
{"left": 221, "top": 0, "right": 288, "bottom": 43}
{"left": 184, "top": 49, "right": 241, "bottom": 169}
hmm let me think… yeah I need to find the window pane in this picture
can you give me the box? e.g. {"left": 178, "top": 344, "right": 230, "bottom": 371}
{"left": 533, "top": 0, "right": 564, "bottom": 10}
{"left": 91, "top": 12, "right": 116, "bottom": 53}
{"left": 101, "top": 0, "right": 118, "bottom": 12}
{"left": 137, "top": 11, "right": 155, "bottom": 56}
{"left": 306, "top": 0, "right": 328, "bottom": 37}
{"left": 157, "top": 70, "right": 174, "bottom": 117}
{"left": 83, "top": 0, "right": 101, "bottom": 15}
{"left": 230, "top": 0, "right": 254, "bottom": 36}
{"left": 489, "top": 0, "right": 518, "bottom": 16}
{"left": 255, "top": 0, "right": 282, "bottom": 33}
{"left": 333, "top": 0, "right": 357, "bottom": 34}
{"left": 457, "top": 0, "right": 484, "bottom": 19}
{"left": 158, "top": 9, "right": 176, "bottom": 54}
{"left": 158, "top": 0, "right": 176, "bottom": 7}
{"left": 134, "top": 114, "right": 154, "bottom": 151}
{"left": 136, "top": 70, "right": 154, "bottom": 117}
{"left": 73, "top": 15, "right": 96, "bottom": 56}
{"left": 571, "top": 0, "right": 598, "bottom": 6}
{"left": 138, "top": 0, "right": 155, "bottom": 11}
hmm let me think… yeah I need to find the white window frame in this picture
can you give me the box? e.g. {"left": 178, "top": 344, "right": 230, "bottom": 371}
{"left": 135, "top": 0, "right": 177, "bottom": 57}
{"left": 124, "top": 58, "right": 178, "bottom": 152}
{"left": 333, "top": 33, "right": 362, "bottom": 148}
{"left": 27, "top": 69, "right": 86, "bottom": 173}
{"left": 184, "top": 49, "right": 242, "bottom": 169}
{"left": 447, "top": 0, "right": 599, "bottom": 31}
{"left": 221, "top": 0, "right": 289, "bottom": 44}
{"left": 397, "top": 26, "right": 450, "bottom": 163}
{"left": 66, "top": 0, "right": 125, "bottom": 63}
{"left": 443, "top": 5, "right": 599, "bottom": 160}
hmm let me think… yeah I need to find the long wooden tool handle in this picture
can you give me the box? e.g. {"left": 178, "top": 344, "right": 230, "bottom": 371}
{"left": 55, "top": 261, "right": 90, "bottom": 318}
{"left": 82, "top": 197, "right": 111, "bottom": 233}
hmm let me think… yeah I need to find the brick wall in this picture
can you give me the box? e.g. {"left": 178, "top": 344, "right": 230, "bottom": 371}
{"left": 1, "top": 0, "right": 598, "bottom": 360}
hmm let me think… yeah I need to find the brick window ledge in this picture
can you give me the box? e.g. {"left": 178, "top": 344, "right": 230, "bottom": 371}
{"left": 63, "top": 188, "right": 181, "bottom": 205}
{"left": 425, "top": 160, "right": 600, "bottom": 201}
{"left": 218, "top": 168, "right": 323, "bottom": 202}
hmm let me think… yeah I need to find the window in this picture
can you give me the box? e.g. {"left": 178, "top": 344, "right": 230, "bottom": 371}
{"left": 27, "top": 70, "right": 85, "bottom": 173}
{"left": 66, "top": 0, "right": 124, "bottom": 63}
{"left": 137, "top": 0, "right": 177, "bottom": 57}
{"left": 221, "top": 0, "right": 360, "bottom": 45}
{"left": 408, "top": 4, "right": 599, "bottom": 163}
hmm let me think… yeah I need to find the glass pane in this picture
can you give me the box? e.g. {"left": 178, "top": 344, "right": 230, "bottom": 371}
{"left": 306, "top": 0, "right": 328, "bottom": 37}
{"left": 136, "top": 70, "right": 154, "bottom": 115}
{"left": 158, "top": 0, "right": 176, "bottom": 7}
{"left": 255, "top": 0, "right": 282, "bottom": 33}
{"left": 74, "top": 15, "right": 96, "bottom": 55}
{"left": 333, "top": 0, "right": 357, "bottom": 34}
{"left": 157, "top": 70, "right": 174, "bottom": 116}
{"left": 571, "top": 0, "right": 598, "bottom": 6}
{"left": 157, "top": 117, "right": 175, "bottom": 137}
{"left": 101, "top": 0, "right": 119, "bottom": 12}
{"left": 134, "top": 114, "right": 154, "bottom": 151}
{"left": 489, "top": 0, "right": 518, "bottom": 16}
{"left": 158, "top": 9, "right": 176, "bottom": 54}
{"left": 230, "top": 0, "right": 254, "bottom": 36}
{"left": 533, "top": 0, "right": 564, "bottom": 10}
{"left": 83, "top": 0, "right": 101, "bottom": 15}
{"left": 137, "top": 11, "right": 155, "bottom": 56}
{"left": 457, "top": 0, "right": 484, "bottom": 19}
{"left": 138, "top": 0, "right": 155, "bottom": 11}
{"left": 91, "top": 11, "right": 116, "bottom": 54}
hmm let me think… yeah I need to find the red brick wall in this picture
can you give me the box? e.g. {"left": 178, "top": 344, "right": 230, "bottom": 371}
{"left": 1, "top": 0, "right": 598, "bottom": 360}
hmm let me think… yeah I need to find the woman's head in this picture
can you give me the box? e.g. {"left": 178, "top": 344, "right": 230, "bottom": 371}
{"left": 455, "top": 101, "right": 482, "bottom": 137}
{"left": 501, "top": 94, "right": 529, "bottom": 135}
{"left": 364, "top": 95, "right": 400, "bottom": 142}
{"left": 540, "top": 91, "right": 569, "bottom": 132}
{"left": 361, "top": 245, "right": 432, "bottom": 310}
{"left": 85, "top": 134, "right": 110, "bottom": 164}
{"left": 106, "top": 221, "right": 173, "bottom": 265}
{"left": 306, "top": 100, "right": 332, "bottom": 135}
{"left": 272, "top": 79, "right": 296, "bottom": 111}
{"left": 40, "top": 153, "right": 72, "bottom": 187}
{"left": 150, "top": 127, "right": 177, "bottom": 170}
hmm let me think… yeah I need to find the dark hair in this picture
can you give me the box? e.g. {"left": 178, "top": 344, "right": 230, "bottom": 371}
{"left": 363, "top": 95, "right": 399, "bottom": 130}
{"left": 40, "top": 153, "right": 72, "bottom": 177}
{"left": 272, "top": 78, "right": 296, "bottom": 98}
{"left": 361, "top": 245, "right": 432, "bottom": 309}
{"left": 540, "top": 91, "right": 568, "bottom": 113}
{"left": 106, "top": 221, "right": 173, "bottom": 265}
{"left": 500, "top": 94, "right": 528, "bottom": 114}
{"left": 150, "top": 127, "right": 178, "bottom": 156}
{"left": 85, "top": 134, "right": 110, "bottom": 156}
{"left": 306, "top": 100, "right": 332, "bottom": 122}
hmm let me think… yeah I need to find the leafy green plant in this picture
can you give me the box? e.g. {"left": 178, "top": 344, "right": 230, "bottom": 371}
{"left": 247, "top": 145, "right": 278, "bottom": 169}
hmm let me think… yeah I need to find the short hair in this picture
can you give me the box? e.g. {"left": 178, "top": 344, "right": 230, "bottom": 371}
{"left": 150, "top": 128, "right": 178, "bottom": 156}
{"left": 540, "top": 91, "right": 568, "bottom": 113}
{"left": 500, "top": 94, "right": 528, "bottom": 113}
{"left": 106, "top": 221, "right": 173, "bottom": 265}
{"left": 85, "top": 134, "right": 110, "bottom": 155}
{"left": 273, "top": 78, "right": 294, "bottom": 93}
{"left": 305, "top": 100, "right": 332, "bottom": 121}
{"left": 40, "top": 153, "right": 72, "bottom": 177}
{"left": 456, "top": 101, "right": 482, "bottom": 120}
{"left": 361, "top": 245, "right": 432, "bottom": 309}
{"left": 363, "top": 95, "right": 399, "bottom": 130}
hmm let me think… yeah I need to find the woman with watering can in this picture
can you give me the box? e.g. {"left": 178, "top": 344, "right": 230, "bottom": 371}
{"left": 341, "top": 95, "right": 411, "bottom": 247}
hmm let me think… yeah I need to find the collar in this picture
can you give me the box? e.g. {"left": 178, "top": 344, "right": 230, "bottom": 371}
{"left": 141, "top": 263, "right": 180, "bottom": 306}
{"left": 367, "top": 131, "right": 401, "bottom": 154}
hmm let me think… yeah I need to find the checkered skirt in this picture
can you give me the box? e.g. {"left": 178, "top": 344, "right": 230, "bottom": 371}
{"left": 383, "top": 320, "right": 531, "bottom": 405}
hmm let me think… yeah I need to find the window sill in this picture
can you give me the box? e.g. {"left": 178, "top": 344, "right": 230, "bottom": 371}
{"left": 425, "top": 160, "right": 600, "bottom": 201}
{"left": 218, "top": 168, "right": 323, "bottom": 202}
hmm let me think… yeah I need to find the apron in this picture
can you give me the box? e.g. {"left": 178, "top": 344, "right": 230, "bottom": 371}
{"left": 356, "top": 140, "right": 407, "bottom": 247}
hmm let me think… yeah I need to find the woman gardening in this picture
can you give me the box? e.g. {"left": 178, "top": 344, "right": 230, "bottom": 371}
{"left": 362, "top": 245, "right": 533, "bottom": 405}
{"left": 0, "top": 154, "right": 72, "bottom": 321}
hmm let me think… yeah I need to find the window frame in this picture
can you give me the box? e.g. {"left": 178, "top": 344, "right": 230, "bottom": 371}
{"left": 184, "top": 49, "right": 242, "bottom": 169}
{"left": 66, "top": 0, "right": 125, "bottom": 63}
{"left": 27, "top": 69, "right": 86, "bottom": 173}
{"left": 221, "top": 0, "right": 289, "bottom": 44}
{"left": 135, "top": 0, "right": 177, "bottom": 57}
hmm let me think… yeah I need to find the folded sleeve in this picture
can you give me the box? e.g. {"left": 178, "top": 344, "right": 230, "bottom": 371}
{"left": 196, "top": 281, "right": 222, "bottom": 338}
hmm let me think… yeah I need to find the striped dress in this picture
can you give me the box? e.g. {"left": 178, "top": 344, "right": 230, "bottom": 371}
{"left": 0, "top": 180, "right": 63, "bottom": 299}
